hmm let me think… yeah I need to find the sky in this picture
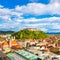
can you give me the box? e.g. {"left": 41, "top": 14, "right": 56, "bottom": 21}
{"left": 0, "top": 0, "right": 60, "bottom": 33}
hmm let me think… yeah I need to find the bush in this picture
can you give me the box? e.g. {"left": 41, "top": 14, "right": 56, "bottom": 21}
{"left": 52, "top": 48, "right": 59, "bottom": 54}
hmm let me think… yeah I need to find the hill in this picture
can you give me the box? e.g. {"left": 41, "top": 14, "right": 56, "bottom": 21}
{"left": 12, "top": 28, "right": 48, "bottom": 40}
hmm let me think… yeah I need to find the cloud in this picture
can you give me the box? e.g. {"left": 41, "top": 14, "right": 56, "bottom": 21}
{"left": 23, "top": 17, "right": 60, "bottom": 32}
{"left": 50, "top": 0, "right": 60, "bottom": 4}
{"left": 0, "top": 0, "right": 60, "bottom": 32}
{"left": 0, "top": 5, "right": 3, "bottom": 8}
{"left": 15, "top": 3, "right": 47, "bottom": 15}
{"left": 15, "top": 0, "right": 60, "bottom": 15}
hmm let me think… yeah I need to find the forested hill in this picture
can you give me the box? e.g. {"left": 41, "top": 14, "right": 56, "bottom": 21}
{"left": 0, "top": 31, "right": 14, "bottom": 34}
{"left": 12, "top": 29, "right": 48, "bottom": 40}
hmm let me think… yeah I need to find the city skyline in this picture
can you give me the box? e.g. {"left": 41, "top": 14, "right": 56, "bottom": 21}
{"left": 0, "top": 0, "right": 60, "bottom": 33}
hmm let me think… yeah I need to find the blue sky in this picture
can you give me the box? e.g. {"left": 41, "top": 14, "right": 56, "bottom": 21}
{"left": 0, "top": 0, "right": 60, "bottom": 32}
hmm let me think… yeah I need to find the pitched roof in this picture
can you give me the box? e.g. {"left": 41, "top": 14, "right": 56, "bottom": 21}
{"left": 2, "top": 41, "right": 8, "bottom": 45}
{"left": 11, "top": 40, "right": 18, "bottom": 45}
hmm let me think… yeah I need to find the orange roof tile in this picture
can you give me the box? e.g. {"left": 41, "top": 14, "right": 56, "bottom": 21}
{"left": 57, "top": 46, "right": 60, "bottom": 49}
{"left": 11, "top": 40, "right": 18, "bottom": 45}
{"left": 3, "top": 41, "right": 8, "bottom": 45}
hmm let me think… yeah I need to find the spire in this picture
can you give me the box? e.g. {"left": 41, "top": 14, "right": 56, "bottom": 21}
{"left": 14, "top": 36, "right": 15, "bottom": 40}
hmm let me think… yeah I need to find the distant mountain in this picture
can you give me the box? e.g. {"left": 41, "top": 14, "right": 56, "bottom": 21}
{"left": 0, "top": 31, "right": 14, "bottom": 34}
{"left": 46, "top": 32, "right": 60, "bottom": 34}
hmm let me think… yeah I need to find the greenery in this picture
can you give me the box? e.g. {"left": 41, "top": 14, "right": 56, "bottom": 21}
{"left": 58, "top": 40, "right": 60, "bottom": 43}
{"left": 12, "top": 29, "right": 48, "bottom": 40}
{"left": 51, "top": 48, "right": 60, "bottom": 54}
{"left": 0, "top": 37, "right": 3, "bottom": 41}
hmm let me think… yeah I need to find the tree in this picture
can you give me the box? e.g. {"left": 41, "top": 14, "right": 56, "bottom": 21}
{"left": 58, "top": 40, "right": 60, "bottom": 43}
{"left": 52, "top": 48, "right": 59, "bottom": 54}
{"left": 12, "top": 29, "right": 48, "bottom": 40}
